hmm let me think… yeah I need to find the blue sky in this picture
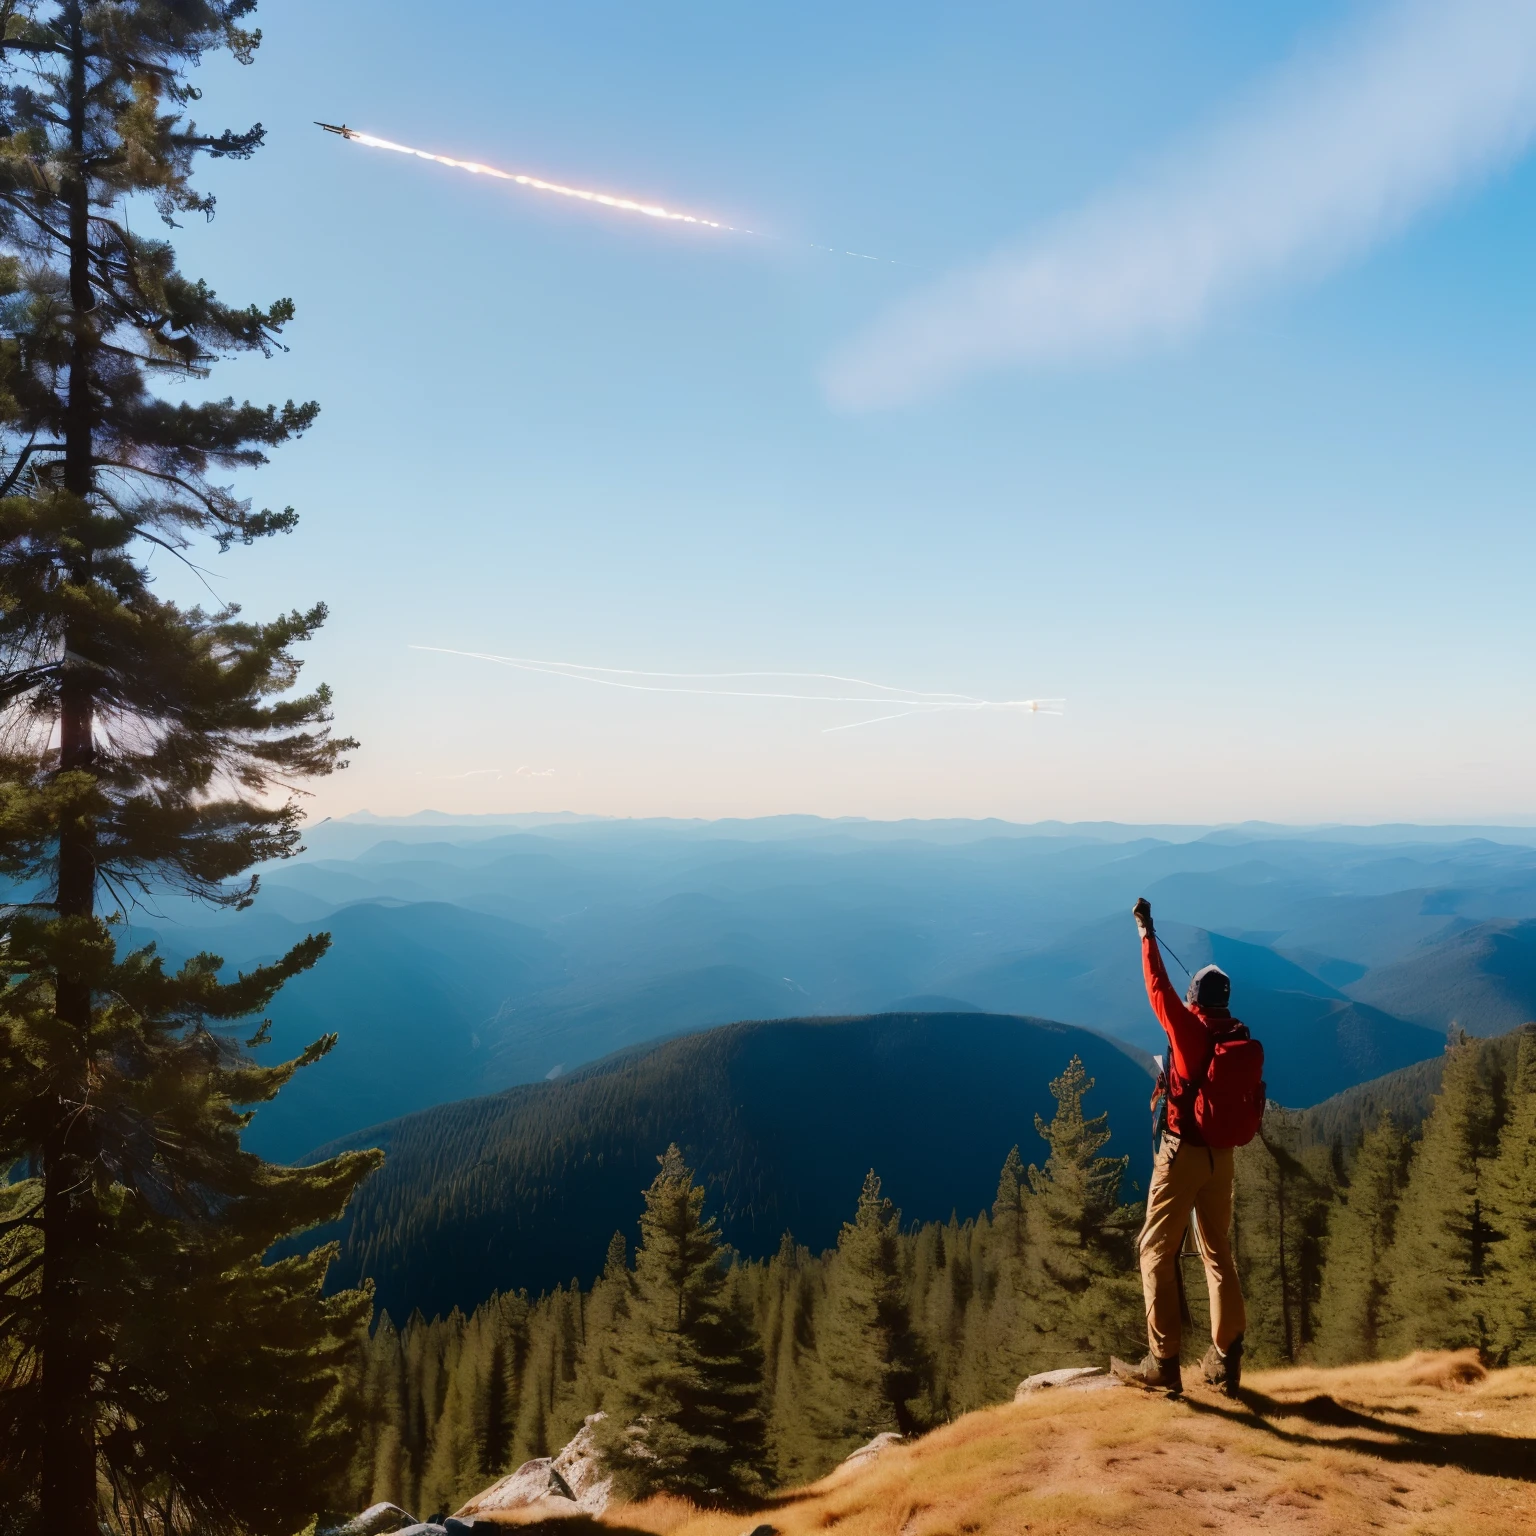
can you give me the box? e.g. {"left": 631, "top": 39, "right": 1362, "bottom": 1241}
{"left": 156, "top": 0, "right": 1536, "bottom": 824}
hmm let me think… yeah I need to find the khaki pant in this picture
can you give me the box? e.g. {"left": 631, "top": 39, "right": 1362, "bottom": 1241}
{"left": 1138, "top": 1134, "right": 1246, "bottom": 1359}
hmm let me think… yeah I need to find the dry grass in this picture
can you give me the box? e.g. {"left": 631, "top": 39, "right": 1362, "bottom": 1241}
{"left": 478, "top": 1353, "right": 1536, "bottom": 1536}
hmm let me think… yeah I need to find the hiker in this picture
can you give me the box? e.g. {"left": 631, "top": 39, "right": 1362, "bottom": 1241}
{"left": 1110, "top": 897, "right": 1264, "bottom": 1396}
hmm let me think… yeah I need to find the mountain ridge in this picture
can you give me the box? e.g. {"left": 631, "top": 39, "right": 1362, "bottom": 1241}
{"left": 302, "top": 1010, "right": 1156, "bottom": 1320}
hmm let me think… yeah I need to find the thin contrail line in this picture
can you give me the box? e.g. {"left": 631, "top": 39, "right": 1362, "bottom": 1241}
{"left": 324, "top": 127, "right": 906, "bottom": 265}
{"left": 411, "top": 645, "right": 1063, "bottom": 724}
{"left": 345, "top": 129, "right": 745, "bottom": 230}
{"left": 823, "top": 708, "right": 939, "bottom": 733}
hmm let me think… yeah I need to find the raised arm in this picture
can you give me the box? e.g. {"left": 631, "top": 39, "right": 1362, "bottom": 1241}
{"left": 1133, "top": 899, "right": 1206, "bottom": 1076}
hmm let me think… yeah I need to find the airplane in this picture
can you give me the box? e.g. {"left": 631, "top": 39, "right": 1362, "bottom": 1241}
{"left": 315, "top": 122, "right": 357, "bottom": 139}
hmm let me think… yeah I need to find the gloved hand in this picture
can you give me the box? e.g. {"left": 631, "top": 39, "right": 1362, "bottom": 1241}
{"left": 1133, "top": 897, "right": 1153, "bottom": 937}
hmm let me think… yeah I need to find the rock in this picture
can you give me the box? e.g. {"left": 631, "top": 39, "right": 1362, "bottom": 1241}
{"left": 551, "top": 1412, "right": 612, "bottom": 1512}
{"left": 324, "top": 1504, "right": 419, "bottom": 1536}
{"left": 454, "top": 1411, "right": 611, "bottom": 1518}
{"left": 444, "top": 1521, "right": 507, "bottom": 1536}
{"left": 1013, "top": 1370, "right": 1124, "bottom": 1406}
{"left": 841, "top": 1431, "right": 905, "bottom": 1470}
{"left": 393, "top": 1526, "right": 446, "bottom": 1536}
{"left": 455, "top": 1457, "right": 564, "bottom": 1512}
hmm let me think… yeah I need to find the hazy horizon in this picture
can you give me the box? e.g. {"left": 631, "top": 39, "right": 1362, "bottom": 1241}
{"left": 312, "top": 807, "right": 1536, "bottom": 836}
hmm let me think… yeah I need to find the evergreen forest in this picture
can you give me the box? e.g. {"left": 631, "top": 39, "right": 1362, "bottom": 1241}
{"left": 337, "top": 1028, "right": 1536, "bottom": 1516}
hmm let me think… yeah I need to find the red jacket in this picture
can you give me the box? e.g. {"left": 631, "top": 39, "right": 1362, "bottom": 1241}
{"left": 1141, "top": 932, "right": 1231, "bottom": 1143}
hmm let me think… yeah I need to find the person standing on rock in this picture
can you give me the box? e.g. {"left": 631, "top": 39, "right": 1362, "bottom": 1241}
{"left": 1110, "top": 898, "right": 1265, "bottom": 1396}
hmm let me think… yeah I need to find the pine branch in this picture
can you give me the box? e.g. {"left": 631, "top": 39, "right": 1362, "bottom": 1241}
{"left": 0, "top": 1199, "right": 42, "bottom": 1236}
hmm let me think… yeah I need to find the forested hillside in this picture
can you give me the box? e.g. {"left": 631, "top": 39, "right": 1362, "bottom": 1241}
{"left": 1293, "top": 1026, "right": 1527, "bottom": 1150}
{"left": 306, "top": 1011, "right": 1154, "bottom": 1318}
{"left": 335, "top": 1028, "right": 1536, "bottom": 1519}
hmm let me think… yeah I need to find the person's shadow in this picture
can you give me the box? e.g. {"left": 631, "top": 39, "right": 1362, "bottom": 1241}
{"left": 1182, "top": 1387, "right": 1536, "bottom": 1482}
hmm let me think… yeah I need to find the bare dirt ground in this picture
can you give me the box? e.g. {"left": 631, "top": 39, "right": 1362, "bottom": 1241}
{"left": 483, "top": 1351, "right": 1536, "bottom": 1536}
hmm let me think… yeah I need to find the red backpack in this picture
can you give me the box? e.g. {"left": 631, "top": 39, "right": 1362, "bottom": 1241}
{"left": 1191, "top": 1020, "right": 1267, "bottom": 1148}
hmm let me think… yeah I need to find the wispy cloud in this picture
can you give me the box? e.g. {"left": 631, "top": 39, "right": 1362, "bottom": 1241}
{"left": 824, "top": 0, "right": 1536, "bottom": 408}
{"left": 411, "top": 645, "right": 1061, "bottom": 732}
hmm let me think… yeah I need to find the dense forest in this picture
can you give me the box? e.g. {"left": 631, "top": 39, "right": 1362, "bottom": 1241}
{"left": 306, "top": 1010, "right": 1156, "bottom": 1317}
{"left": 335, "top": 1028, "right": 1536, "bottom": 1517}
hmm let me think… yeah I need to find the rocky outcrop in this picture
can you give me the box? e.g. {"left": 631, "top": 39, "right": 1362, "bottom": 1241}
{"left": 323, "top": 1503, "right": 420, "bottom": 1536}
{"left": 840, "top": 1431, "right": 905, "bottom": 1471}
{"left": 550, "top": 1412, "right": 612, "bottom": 1509}
{"left": 458, "top": 1456, "right": 569, "bottom": 1511}
{"left": 1013, "top": 1366, "right": 1118, "bottom": 1399}
{"left": 454, "top": 1411, "right": 612, "bottom": 1519}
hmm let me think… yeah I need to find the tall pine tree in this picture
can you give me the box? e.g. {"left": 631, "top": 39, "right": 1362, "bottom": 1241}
{"left": 596, "top": 1146, "right": 769, "bottom": 1506}
{"left": 1483, "top": 1025, "right": 1536, "bottom": 1363}
{"left": 566, "top": 1231, "right": 633, "bottom": 1423}
{"left": 1231, "top": 1112, "right": 1333, "bottom": 1365}
{"left": 0, "top": 5, "right": 379, "bottom": 1532}
{"left": 1314, "top": 1117, "right": 1410, "bottom": 1365}
{"left": 1381, "top": 1036, "right": 1505, "bottom": 1358}
{"left": 1023, "top": 1057, "right": 1142, "bottom": 1365}
{"left": 812, "top": 1169, "right": 931, "bottom": 1448}
{"left": 759, "top": 1232, "right": 825, "bottom": 1488}
{"left": 952, "top": 1147, "right": 1033, "bottom": 1402}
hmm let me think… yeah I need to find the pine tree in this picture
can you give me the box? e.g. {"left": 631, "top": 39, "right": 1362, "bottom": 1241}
{"left": 1484, "top": 1025, "right": 1536, "bottom": 1363}
{"left": 596, "top": 1145, "right": 769, "bottom": 1506}
{"left": 992, "top": 1146, "right": 1027, "bottom": 1261}
{"left": 1381, "top": 1036, "right": 1505, "bottom": 1357}
{"left": 968, "top": 1146, "right": 1037, "bottom": 1397}
{"left": 759, "top": 1232, "right": 825, "bottom": 1488}
{"left": 511, "top": 1286, "right": 567, "bottom": 1466}
{"left": 567, "top": 1234, "right": 631, "bottom": 1421}
{"left": 0, "top": 5, "right": 379, "bottom": 1534}
{"left": 360, "top": 1314, "right": 409, "bottom": 1512}
{"left": 1314, "top": 1118, "right": 1410, "bottom": 1364}
{"left": 1023, "top": 1057, "right": 1142, "bottom": 1364}
{"left": 419, "top": 1333, "right": 476, "bottom": 1519}
{"left": 400, "top": 1309, "right": 437, "bottom": 1510}
{"left": 1231, "top": 1111, "right": 1333, "bottom": 1365}
{"left": 812, "top": 1169, "right": 931, "bottom": 1449}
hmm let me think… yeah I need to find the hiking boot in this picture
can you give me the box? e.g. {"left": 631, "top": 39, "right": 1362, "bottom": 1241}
{"left": 1200, "top": 1334, "right": 1244, "bottom": 1397}
{"left": 1110, "top": 1352, "right": 1182, "bottom": 1393}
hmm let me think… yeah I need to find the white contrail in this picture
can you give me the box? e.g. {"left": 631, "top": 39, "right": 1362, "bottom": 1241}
{"left": 825, "top": 0, "right": 1536, "bottom": 407}
{"left": 410, "top": 646, "right": 1061, "bottom": 732}
{"left": 327, "top": 128, "right": 904, "bottom": 264}
{"left": 344, "top": 130, "right": 743, "bottom": 230}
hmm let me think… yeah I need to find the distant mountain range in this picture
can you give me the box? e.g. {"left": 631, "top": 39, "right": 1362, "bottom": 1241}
{"left": 1345, "top": 918, "right": 1536, "bottom": 1035}
{"left": 947, "top": 915, "right": 1444, "bottom": 1101}
{"left": 117, "top": 816, "right": 1536, "bottom": 1161}
{"left": 303, "top": 1010, "right": 1156, "bottom": 1320}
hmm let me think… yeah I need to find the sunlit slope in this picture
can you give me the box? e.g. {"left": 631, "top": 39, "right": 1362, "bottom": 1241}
{"left": 530, "top": 1354, "right": 1536, "bottom": 1536}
